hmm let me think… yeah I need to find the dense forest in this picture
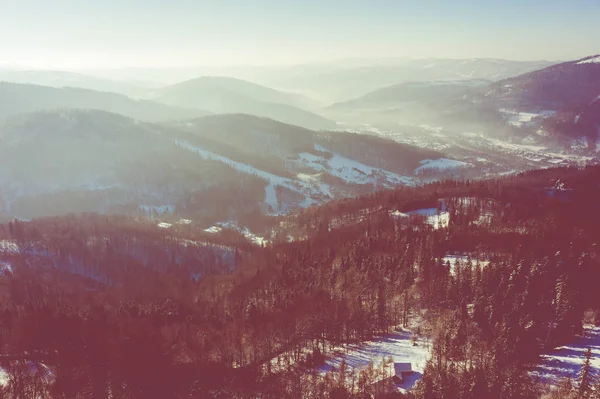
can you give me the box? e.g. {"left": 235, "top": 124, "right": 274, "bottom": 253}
{"left": 1, "top": 166, "right": 600, "bottom": 398}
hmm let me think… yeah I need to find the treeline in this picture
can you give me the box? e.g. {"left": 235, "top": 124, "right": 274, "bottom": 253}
{"left": 1, "top": 167, "right": 600, "bottom": 397}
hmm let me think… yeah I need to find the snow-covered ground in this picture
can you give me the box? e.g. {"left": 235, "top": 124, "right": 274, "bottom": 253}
{"left": 0, "top": 368, "right": 7, "bottom": 386}
{"left": 533, "top": 325, "right": 600, "bottom": 386}
{"left": 298, "top": 147, "right": 413, "bottom": 188}
{"left": 499, "top": 109, "right": 556, "bottom": 127}
{"left": 178, "top": 140, "right": 416, "bottom": 212}
{"left": 204, "top": 221, "right": 268, "bottom": 246}
{"left": 320, "top": 329, "right": 430, "bottom": 392}
{"left": 0, "top": 261, "right": 13, "bottom": 275}
{"left": 576, "top": 56, "right": 600, "bottom": 65}
{"left": 177, "top": 140, "right": 331, "bottom": 211}
{"left": 406, "top": 208, "right": 450, "bottom": 230}
{"left": 157, "top": 222, "right": 172, "bottom": 229}
{"left": 0, "top": 240, "right": 19, "bottom": 255}
{"left": 415, "top": 158, "right": 472, "bottom": 174}
{"left": 441, "top": 255, "right": 490, "bottom": 275}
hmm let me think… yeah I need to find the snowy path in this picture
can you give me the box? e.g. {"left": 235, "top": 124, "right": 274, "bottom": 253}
{"left": 533, "top": 325, "right": 600, "bottom": 386}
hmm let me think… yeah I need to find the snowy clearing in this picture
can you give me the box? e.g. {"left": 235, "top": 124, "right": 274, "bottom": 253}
{"left": 320, "top": 329, "right": 431, "bottom": 391}
{"left": 177, "top": 140, "right": 330, "bottom": 211}
{"left": 415, "top": 158, "right": 472, "bottom": 174}
{"left": 406, "top": 208, "right": 450, "bottom": 230}
{"left": 499, "top": 109, "right": 556, "bottom": 127}
{"left": 298, "top": 146, "right": 413, "bottom": 188}
{"left": 157, "top": 222, "right": 172, "bottom": 229}
{"left": 0, "top": 240, "right": 19, "bottom": 255}
{"left": 441, "top": 255, "right": 490, "bottom": 275}
{"left": 0, "top": 261, "right": 13, "bottom": 275}
{"left": 533, "top": 325, "right": 600, "bottom": 386}
{"left": 209, "top": 221, "right": 268, "bottom": 246}
{"left": 204, "top": 226, "right": 222, "bottom": 234}
{"left": 389, "top": 210, "right": 410, "bottom": 218}
{"left": 0, "top": 368, "right": 7, "bottom": 386}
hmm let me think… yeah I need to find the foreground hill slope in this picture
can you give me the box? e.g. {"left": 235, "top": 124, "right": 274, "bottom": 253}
{"left": 1, "top": 166, "right": 600, "bottom": 397}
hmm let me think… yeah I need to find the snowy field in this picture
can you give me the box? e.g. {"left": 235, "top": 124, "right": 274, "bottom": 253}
{"left": 533, "top": 325, "right": 600, "bottom": 386}
{"left": 415, "top": 158, "right": 472, "bottom": 174}
{"left": 499, "top": 109, "right": 556, "bottom": 128}
{"left": 0, "top": 240, "right": 19, "bottom": 255}
{"left": 178, "top": 139, "right": 418, "bottom": 212}
{"left": 298, "top": 147, "right": 413, "bottom": 188}
{"left": 406, "top": 208, "right": 450, "bottom": 230}
{"left": 320, "top": 329, "right": 430, "bottom": 391}
{"left": 204, "top": 221, "right": 268, "bottom": 246}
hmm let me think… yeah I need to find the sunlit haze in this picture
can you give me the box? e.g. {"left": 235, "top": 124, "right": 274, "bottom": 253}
{"left": 2, "top": 0, "right": 600, "bottom": 70}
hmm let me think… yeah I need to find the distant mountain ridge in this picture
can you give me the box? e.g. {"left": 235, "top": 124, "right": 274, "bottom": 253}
{"left": 152, "top": 76, "right": 334, "bottom": 130}
{"left": 0, "top": 82, "right": 210, "bottom": 122}
{"left": 260, "top": 58, "right": 555, "bottom": 102}
{"left": 0, "top": 69, "right": 151, "bottom": 97}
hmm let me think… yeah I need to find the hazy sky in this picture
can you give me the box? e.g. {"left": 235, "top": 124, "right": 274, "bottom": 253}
{"left": 2, "top": 0, "right": 599, "bottom": 69}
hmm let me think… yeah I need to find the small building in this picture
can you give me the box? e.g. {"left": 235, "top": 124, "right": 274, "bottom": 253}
{"left": 369, "top": 362, "right": 414, "bottom": 396}
{"left": 393, "top": 362, "right": 413, "bottom": 383}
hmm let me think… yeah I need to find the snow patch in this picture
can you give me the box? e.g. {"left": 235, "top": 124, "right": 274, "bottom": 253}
{"left": 204, "top": 226, "right": 222, "bottom": 234}
{"left": 533, "top": 325, "right": 600, "bottom": 386}
{"left": 0, "top": 240, "right": 19, "bottom": 255}
{"left": 415, "top": 158, "right": 472, "bottom": 174}
{"left": 576, "top": 56, "right": 600, "bottom": 65}
{"left": 177, "top": 140, "right": 330, "bottom": 209}
{"left": 320, "top": 329, "right": 430, "bottom": 392}
{"left": 0, "top": 261, "right": 13, "bottom": 275}
{"left": 157, "top": 222, "right": 172, "bottom": 229}
{"left": 298, "top": 147, "right": 413, "bottom": 188}
{"left": 441, "top": 255, "right": 490, "bottom": 276}
{"left": 406, "top": 208, "right": 450, "bottom": 230}
{"left": 499, "top": 109, "right": 556, "bottom": 127}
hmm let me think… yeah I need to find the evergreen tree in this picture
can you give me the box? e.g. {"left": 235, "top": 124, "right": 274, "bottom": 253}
{"left": 577, "top": 348, "right": 595, "bottom": 399}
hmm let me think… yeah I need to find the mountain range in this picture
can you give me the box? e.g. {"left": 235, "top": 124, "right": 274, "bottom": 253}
{"left": 151, "top": 76, "right": 334, "bottom": 130}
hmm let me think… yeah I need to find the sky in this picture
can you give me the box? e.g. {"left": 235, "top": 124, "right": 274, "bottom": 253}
{"left": 1, "top": 0, "right": 599, "bottom": 69}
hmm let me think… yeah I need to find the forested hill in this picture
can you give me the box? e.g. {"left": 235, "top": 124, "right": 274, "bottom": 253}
{"left": 1, "top": 166, "right": 600, "bottom": 398}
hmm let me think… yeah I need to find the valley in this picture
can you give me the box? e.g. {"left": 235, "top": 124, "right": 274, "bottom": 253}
{"left": 1, "top": 49, "right": 600, "bottom": 399}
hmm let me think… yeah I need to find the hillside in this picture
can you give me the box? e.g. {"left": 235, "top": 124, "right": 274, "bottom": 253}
{"left": 480, "top": 55, "right": 600, "bottom": 146}
{"left": 0, "top": 110, "right": 268, "bottom": 220}
{"left": 153, "top": 77, "right": 335, "bottom": 130}
{"left": 0, "top": 82, "right": 209, "bottom": 122}
{"left": 2, "top": 166, "right": 600, "bottom": 397}
{"left": 325, "top": 80, "right": 491, "bottom": 127}
{"left": 0, "top": 111, "right": 466, "bottom": 221}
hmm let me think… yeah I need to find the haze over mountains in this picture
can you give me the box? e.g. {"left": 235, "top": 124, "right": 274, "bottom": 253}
{"left": 4, "top": 0, "right": 600, "bottom": 396}
{"left": 2, "top": 54, "right": 600, "bottom": 224}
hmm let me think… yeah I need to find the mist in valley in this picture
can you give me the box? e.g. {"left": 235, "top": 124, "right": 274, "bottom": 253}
{"left": 1, "top": 1, "right": 600, "bottom": 398}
